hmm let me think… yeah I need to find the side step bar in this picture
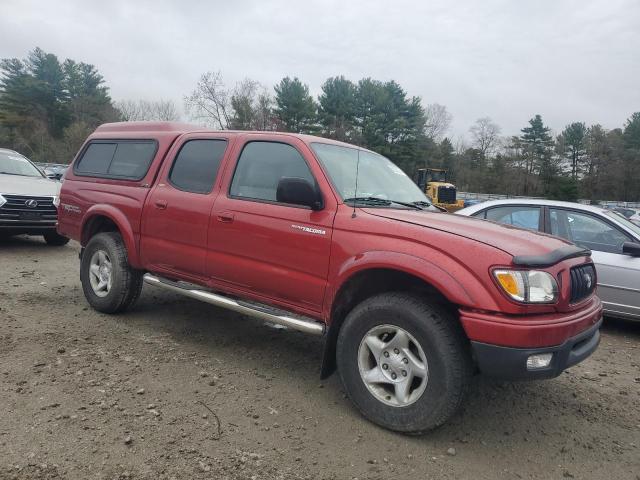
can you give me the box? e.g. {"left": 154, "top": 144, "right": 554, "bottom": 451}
{"left": 143, "top": 274, "right": 325, "bottom": 336}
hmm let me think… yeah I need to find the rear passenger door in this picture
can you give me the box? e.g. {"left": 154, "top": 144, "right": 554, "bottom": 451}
{"left": 141, "top": 134, "right": 230, "bottom": 281}
{"left": 208, "top": 135, "right": 337, "bottom": 312}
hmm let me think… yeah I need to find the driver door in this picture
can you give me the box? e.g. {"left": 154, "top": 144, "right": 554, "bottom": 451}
{"left": 207, "top": 135, "right": 337, "bottom": 312}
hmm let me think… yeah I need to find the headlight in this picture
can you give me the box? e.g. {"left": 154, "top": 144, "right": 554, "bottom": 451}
{"left": 53, "top": 195, "right": 60, "bottom": 207}
{"left": 0, "top": 194, "right": 5, "bottom": 208}
{"left": 493, "top": 269, "right": 558, "bottom": 303}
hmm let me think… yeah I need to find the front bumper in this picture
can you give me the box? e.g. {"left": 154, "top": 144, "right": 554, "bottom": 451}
{"left": 460, "top": 296, "right": 602, "bottom": 348}
{"left": 0, "top": 221, "right": 58, "bottom": 235}
{"left": 471, "top": 317, "right": 601, "bottom": 379}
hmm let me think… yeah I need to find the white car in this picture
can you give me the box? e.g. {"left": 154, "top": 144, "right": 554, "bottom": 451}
{"left": 456, "top": 199, "right": 640, "bottom": 321}
{"left": 611, "top": 206, "right": 640, "bottom": 227}
{"left": 0, "top": 148, "right": 69, "bottom": 245}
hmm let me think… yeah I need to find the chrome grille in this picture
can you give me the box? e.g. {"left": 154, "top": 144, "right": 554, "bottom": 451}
{"left": 0, "top": 194, "right": 57, "bottom": 224}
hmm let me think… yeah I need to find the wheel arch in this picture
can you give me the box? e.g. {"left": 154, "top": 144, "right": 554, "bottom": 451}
{"left": 80, "top": 205, "right": 140, "bottom": 267}
{"left": 321, "top": 256, "right": 474, "bottom": 379}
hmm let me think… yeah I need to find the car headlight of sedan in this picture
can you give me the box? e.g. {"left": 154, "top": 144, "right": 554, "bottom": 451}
{"left": 53, "top": 195, "right": 60, "bottom": 207}
{"left": 0, "top": 194, "right": 5, "bottom": 208}
{"left": 493, "top": 269, "right": 558, "bottom": 303}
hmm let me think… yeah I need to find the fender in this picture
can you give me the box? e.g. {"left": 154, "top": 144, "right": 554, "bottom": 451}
{"left": 319, "top": 250, "right": 500, "bottom": 379}
{"left": 324, "top": 250, "right": 490, "bottom": 321}
{"left": 81, "top": 204, "right": 141, "bottom": 268}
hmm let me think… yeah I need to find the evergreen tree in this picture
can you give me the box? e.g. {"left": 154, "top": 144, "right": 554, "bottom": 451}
{"left": 623, "top": 112, "right": 640, "bottom": 150}
{"left": 520, "top": 114, "right": 555, "bottom": 195}
{"left": 0, "top": 47, "right": 117, "bottom": 162}
{"left": 558, "top": 122, "right": 587, "bottom": 179}
{"left": 318, "top": 76, "right": 357, "bottom": 141}
{"left": 273, "top": 77, "right": 318, "bottom": 133}
{"left": 621, "top": 113, "right": 640, "bottom": 200}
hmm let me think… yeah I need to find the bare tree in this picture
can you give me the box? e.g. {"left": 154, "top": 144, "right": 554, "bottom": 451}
{"left": 469, "top": 117, "right": 501, "bottom": 158}
{"left": 183, "top": 71, "right": 231, "bottom": 129}
{"left": 254, "top": 91, "right": 277, "bottom": 131}
{"left": 230, "top": 80, "right": 277, "bottom": 131}
{"left": 115, "top": 100, "right": 145, "bottom": 121}
{"left": 115, "top": 99, "right": 180, "bottom": 121}
{"left": 230, "top": 78, "right": 260, "bottom": 130}
{"left": 424, "top": 103, "right": 452, "bottom": 141}
{"left": 153, "top": 100, "right": 180, "bottom": 121}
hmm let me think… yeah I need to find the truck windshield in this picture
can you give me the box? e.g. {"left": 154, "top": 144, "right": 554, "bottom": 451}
{"left": 0, "top": 151, "right": 44, "bottom": 177}
{"left": 311, "top": 142, "right": 432, "bottom": 207}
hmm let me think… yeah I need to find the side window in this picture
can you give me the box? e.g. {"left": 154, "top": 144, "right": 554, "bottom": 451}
{"left": 75, "top": 143, "right": 116, "bottom": 175}
{"left": 550, "top": 209, "right": 629, "bottom": 254}
{"left": 484, "top": 206, "right": 541, "bottom": 231}
{"left": 169, "top": 139, "right": 227, "bottom": 194}
{"left": 229, "top": 141, "right": 315, "bottom": 203}
{"left": 108, "top": 142, "right": 157, "bottom": 178}
{"left": 75, "top": 140, "right": 156, "bottom": 180}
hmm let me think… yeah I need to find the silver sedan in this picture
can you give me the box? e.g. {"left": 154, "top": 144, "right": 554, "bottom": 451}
{"left": 456, "top": 199, "right": 640, "bottom": 321}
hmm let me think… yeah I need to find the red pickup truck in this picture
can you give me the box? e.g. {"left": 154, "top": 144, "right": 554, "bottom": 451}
{"left": 58, "top": 122, "right": 602, "bottom": 433}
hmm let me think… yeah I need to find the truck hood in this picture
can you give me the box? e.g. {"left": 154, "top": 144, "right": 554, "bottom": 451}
{"left": 0, "top": 173, "right": 60, "bottom": 197}
{"left": 363, "top": 208, "right": 576, "bottom": 261}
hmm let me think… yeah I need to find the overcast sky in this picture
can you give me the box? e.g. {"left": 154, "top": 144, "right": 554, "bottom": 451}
{"left": 1, "top": 0, "right": 639, "bottom": 139}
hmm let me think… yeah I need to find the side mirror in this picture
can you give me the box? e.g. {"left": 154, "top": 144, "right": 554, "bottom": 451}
{"left": 622, "top": 241, "right": 640, "bottom": 257}
{"left": 276, "top": 177, "right": 323, "bottom": 210}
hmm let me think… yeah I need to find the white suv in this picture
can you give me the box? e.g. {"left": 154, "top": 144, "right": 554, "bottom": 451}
{"left": 0, "top": 148, "right": 69, "bottom": 245}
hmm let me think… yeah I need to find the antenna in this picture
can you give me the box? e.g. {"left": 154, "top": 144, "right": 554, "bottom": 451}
{"left": 352, "top": 148, "right": 361, "bottom": 219}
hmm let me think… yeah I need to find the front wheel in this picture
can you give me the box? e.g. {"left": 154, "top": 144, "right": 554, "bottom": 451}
{"left": 336, "top": 292, "right": 472, "bottom": 434}
{"left": 80, "top": 232, "right": 143, "bottom": 313}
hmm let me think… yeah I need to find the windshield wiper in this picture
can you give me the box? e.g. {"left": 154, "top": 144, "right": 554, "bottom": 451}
{"left": 0, "top": 171, "right": 22, "bottom": 176}
{"left": 344, "top": 196, "right": 423, "bottom": 210}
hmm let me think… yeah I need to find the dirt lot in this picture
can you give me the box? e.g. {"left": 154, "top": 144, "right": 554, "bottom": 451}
{"left": 0, "top": 237, "right": 639, "bottom": 480}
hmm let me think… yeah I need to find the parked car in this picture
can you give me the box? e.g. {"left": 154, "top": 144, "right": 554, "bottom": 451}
{"left": 0, "top": 148, "right": 69, "bottom": 245}
{"left": 456, "top": 199, "right": 640, "bottom": 321}
{"left": 612, "top": 207, "right": 640, "bottom": 227}
{"left": 463, "top": 198, "right": 484, "bottom": 208}
{"left": 58, "top": 122, "right": 602, "bottom": 433}
{"left": 42, "top": 165, "right": 68, "bottom": 181}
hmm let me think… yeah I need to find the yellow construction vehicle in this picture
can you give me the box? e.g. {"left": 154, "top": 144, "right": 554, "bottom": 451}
{"left": 413, "top": 168, "right": 465, "bottom": 212}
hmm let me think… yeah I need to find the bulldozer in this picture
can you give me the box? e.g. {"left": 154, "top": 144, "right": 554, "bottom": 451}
{"left": 413, "top": 168, "right": 465, "bottom": 212}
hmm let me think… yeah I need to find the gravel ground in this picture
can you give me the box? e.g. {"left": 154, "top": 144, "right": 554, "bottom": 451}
{"left": 1, "top": 236, "right": 639, "bottom": 480}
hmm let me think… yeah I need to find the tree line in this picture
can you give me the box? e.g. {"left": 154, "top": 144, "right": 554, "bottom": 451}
{"left": 1, "top": 48, "right": 639, "bottom": 202}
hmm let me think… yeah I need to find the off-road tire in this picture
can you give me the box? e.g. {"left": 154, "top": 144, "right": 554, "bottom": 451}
{"left": 43, "top": 232, "right": 70, "bottom": 246}
{"left": 80, "top": 232, "right": 143, "bottom": 313}
{"left": 336, "top": 292, "right": 472, "bottom": 434}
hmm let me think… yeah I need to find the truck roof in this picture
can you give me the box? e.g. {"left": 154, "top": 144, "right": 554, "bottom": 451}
{"left": 94, "top": 121, "right": 371, "bottom": 151}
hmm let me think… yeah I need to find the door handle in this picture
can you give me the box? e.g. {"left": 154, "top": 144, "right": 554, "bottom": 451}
{"left": 217, "top": 212, "right": 235, "bottom": 223}
{"left": 154, "top": 200, "right": 168, "bottom": 209}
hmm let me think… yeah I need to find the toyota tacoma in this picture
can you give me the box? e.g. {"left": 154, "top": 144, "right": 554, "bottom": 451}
{"left": 57, "top": 122, "right": 602, "bottom": 433}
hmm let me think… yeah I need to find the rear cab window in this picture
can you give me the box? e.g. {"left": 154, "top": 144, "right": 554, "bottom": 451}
{"left": 74, "top": 140, "right": 158, "bottom": 180}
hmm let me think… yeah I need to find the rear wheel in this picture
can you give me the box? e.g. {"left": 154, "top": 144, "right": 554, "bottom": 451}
{"left": 43, "top": 232, "right": 70, "bottom": 246}
{"left": 336, "top": 292, "right": 471, "bottom": 434}
{"left": 80, "top": 232, "right": 143, "bottom": 313}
